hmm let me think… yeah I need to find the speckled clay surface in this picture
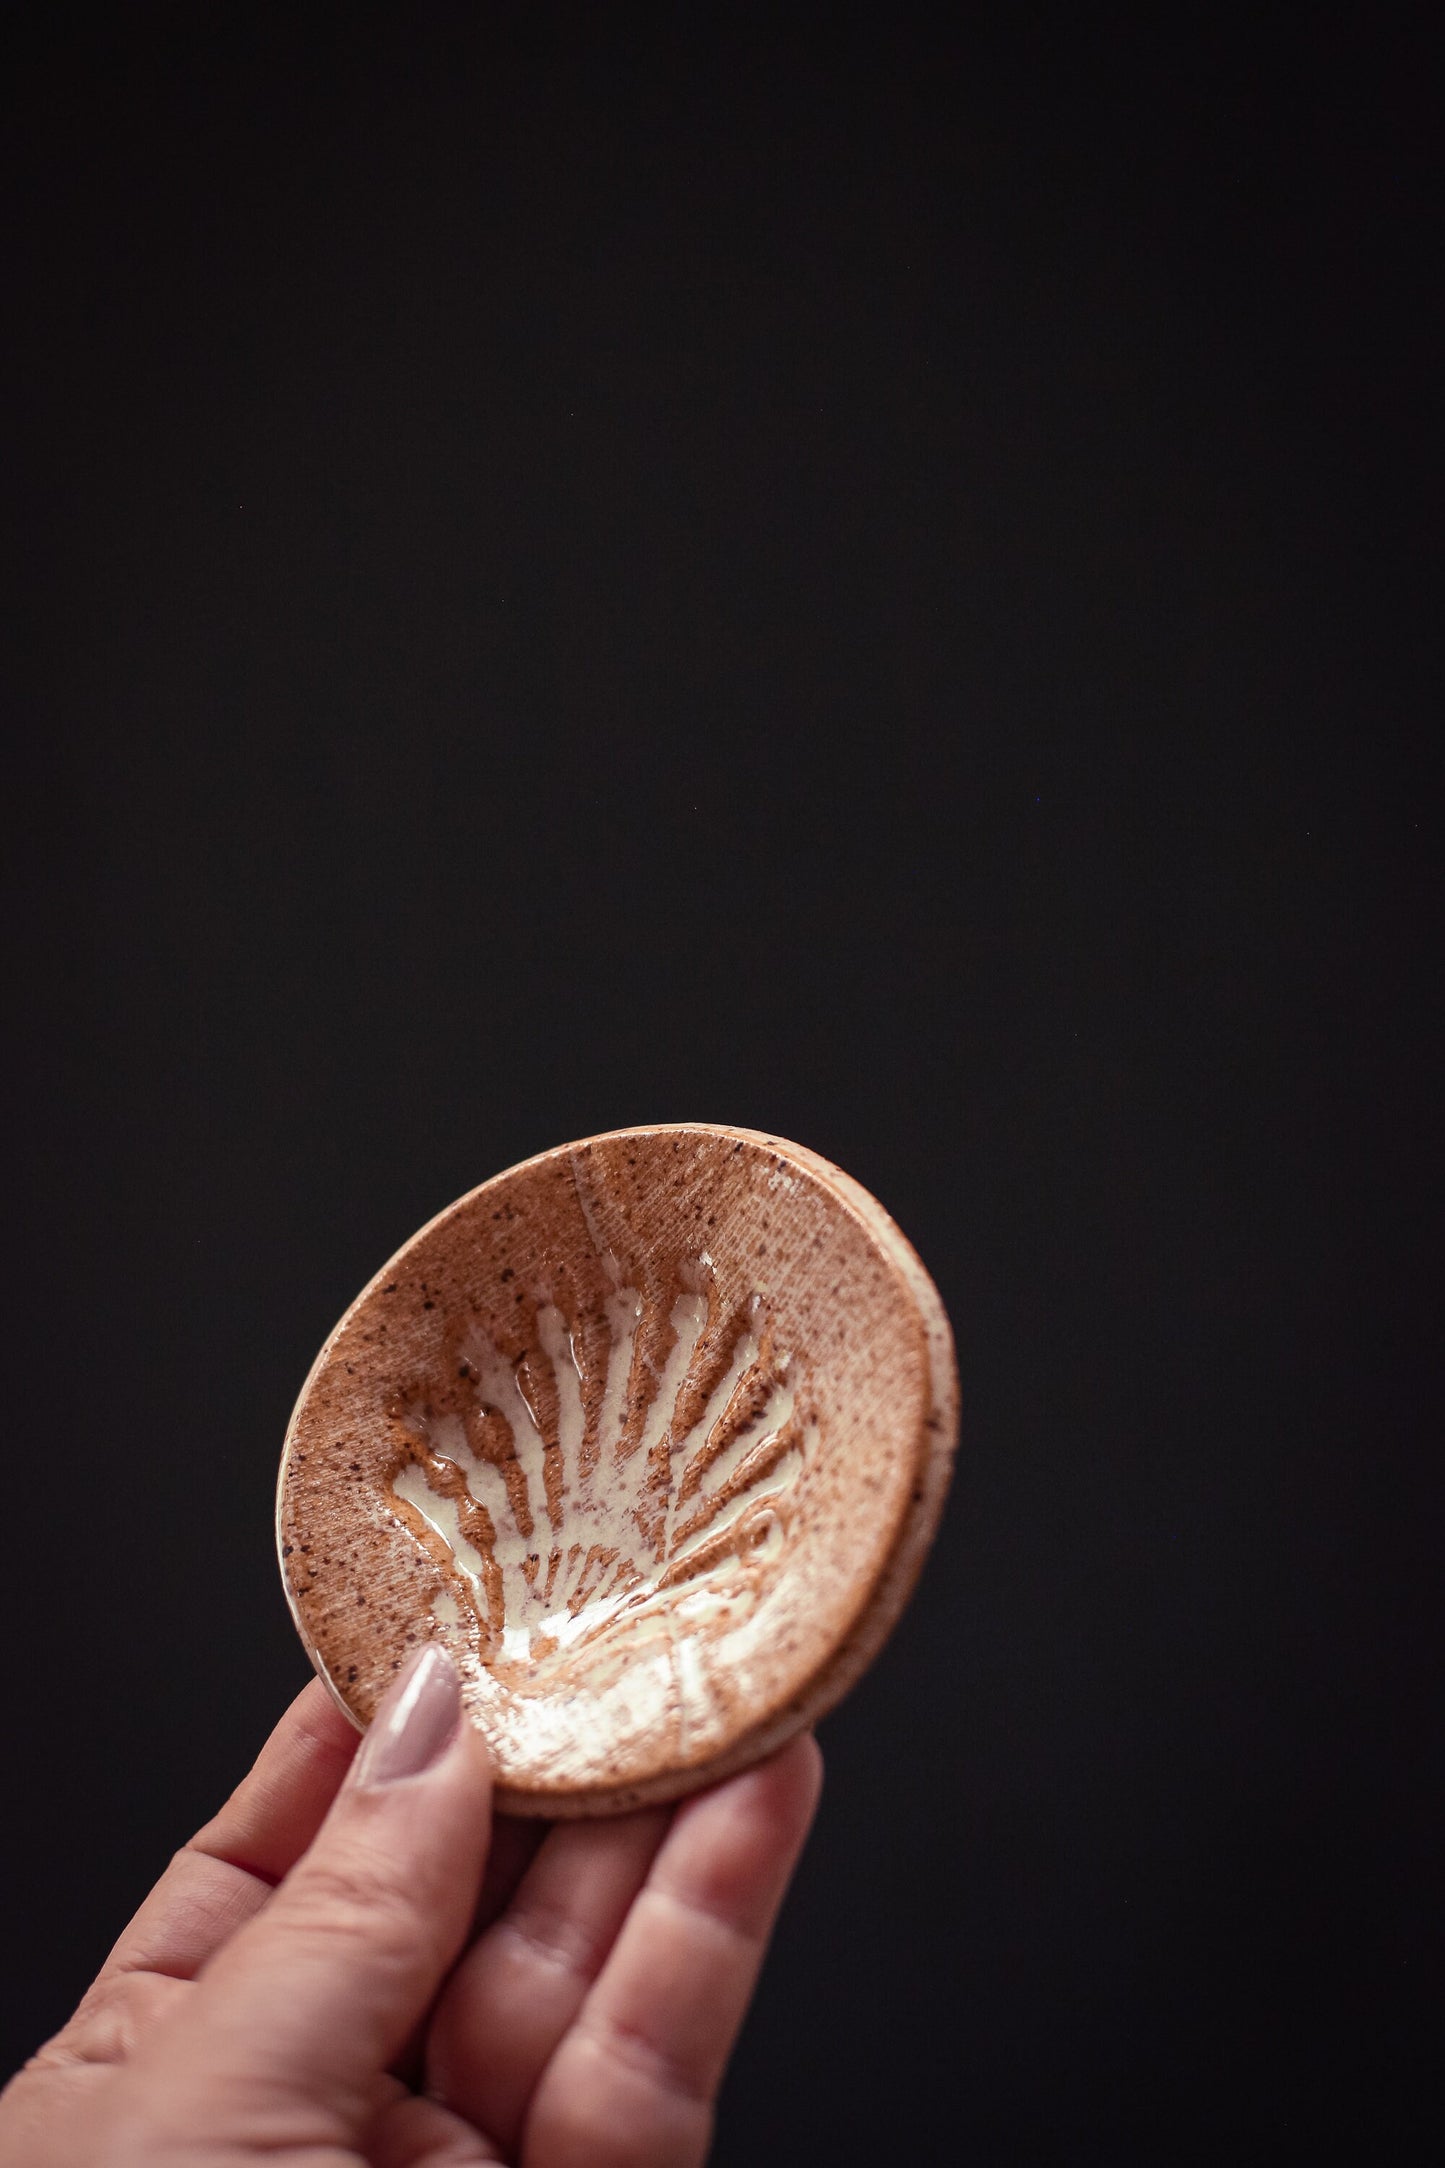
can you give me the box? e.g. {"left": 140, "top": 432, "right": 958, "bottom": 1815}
{"left": 277, "top": 1124, "right": 959, "bottom": 1815}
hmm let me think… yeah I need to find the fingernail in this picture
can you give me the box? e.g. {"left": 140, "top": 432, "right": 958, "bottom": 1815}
{"left": 353, "top": 1644, "right": 462, "bottom": 1788}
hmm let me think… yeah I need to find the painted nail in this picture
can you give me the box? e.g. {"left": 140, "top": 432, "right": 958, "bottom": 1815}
{"left": 353, "top": 1644, "right": 462, "bottom": 1787}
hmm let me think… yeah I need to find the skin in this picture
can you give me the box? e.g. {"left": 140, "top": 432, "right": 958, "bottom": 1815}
{"left": 0, "top": 1652, "right": 823, "bottom": 2166}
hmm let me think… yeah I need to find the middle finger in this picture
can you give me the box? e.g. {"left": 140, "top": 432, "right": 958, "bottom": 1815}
{"left": 426, "top": 1805, "right": 670, "bottom": 2153}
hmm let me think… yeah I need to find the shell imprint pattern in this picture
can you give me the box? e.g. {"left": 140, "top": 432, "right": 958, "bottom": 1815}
{"left": 386, "top": 1262, "right": 811, "bottom": 1678}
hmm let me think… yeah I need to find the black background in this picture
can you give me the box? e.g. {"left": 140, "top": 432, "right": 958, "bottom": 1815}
{"left": 3, "top": 4, "right": 1441, "bottom": 2158}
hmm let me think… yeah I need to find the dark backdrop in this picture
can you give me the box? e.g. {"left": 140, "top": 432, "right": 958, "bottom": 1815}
{"left": 3, "top": 5, "right": 1440, "bottom": 2158}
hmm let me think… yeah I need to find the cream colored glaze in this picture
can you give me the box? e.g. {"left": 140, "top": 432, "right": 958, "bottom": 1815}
{"left": 389, "top": 1266, "right": 803, "bottom": 1673}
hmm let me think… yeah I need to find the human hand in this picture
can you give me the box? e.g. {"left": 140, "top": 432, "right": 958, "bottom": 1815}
{"left": 1, "top": 1646, "right": 822, "bottom": 2166}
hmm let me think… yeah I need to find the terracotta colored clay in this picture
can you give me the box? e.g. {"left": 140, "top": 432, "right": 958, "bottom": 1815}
{"left": 277, "top": 1124, "right": 958, "bottom": 1815}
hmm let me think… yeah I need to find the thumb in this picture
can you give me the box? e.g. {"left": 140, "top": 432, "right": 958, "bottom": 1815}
{"left": 176, "top": 1644, "right": 492, "bottom": 2130}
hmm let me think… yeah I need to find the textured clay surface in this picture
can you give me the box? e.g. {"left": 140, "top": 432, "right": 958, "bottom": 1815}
{"left": 277, "top": 1124, "right": 958, "bottom": 1814}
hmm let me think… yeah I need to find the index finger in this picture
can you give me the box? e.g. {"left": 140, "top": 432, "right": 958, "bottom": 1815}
{"left": 89, "top": 1678, "right": 359, "bottom": 1991}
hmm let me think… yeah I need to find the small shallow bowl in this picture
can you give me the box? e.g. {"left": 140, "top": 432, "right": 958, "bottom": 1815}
{"left": 277, "top": 1123, "right": 958, "bottom": 1815}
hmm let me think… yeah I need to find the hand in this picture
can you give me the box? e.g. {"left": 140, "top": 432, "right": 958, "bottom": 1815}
{"left": 1, "top": 1645, "right": 822, "bottom": 2165}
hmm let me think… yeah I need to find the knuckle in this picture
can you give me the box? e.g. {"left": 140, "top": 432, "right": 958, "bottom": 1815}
{"left": 47, "top": 1971, "right": 185, "bottom": 2067}
{"left": 575, "top": 2012, "right": 713, "bottom": 2113}
{"left": 647, "top": 1880, "right": 761, "bottom": 1968}
{"left": 495, "top": 1901, "right": 605, "bottom": 1986}
{"left": 538, "top": 2034, "right": 713, "bottom": 2168}
{"left": 285, "top": 1850, "right": 423, "bottom": 1954}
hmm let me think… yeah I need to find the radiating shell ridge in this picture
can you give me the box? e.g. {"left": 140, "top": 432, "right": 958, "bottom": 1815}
{"left": 385, "top": 1264, "right": 811, "bottom": 1685}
